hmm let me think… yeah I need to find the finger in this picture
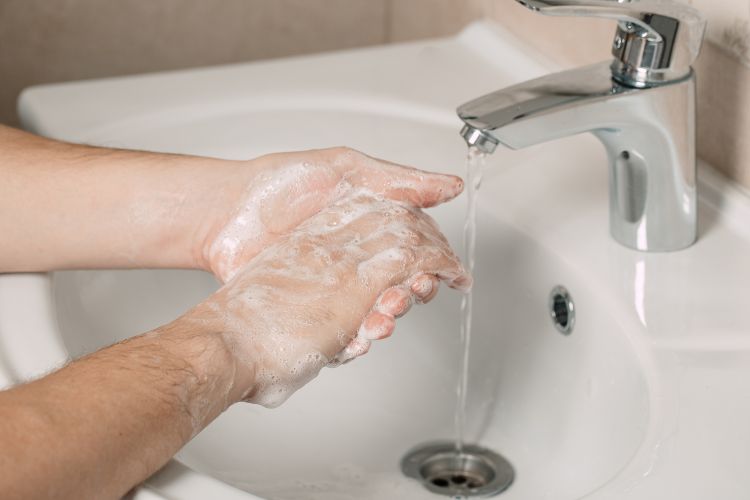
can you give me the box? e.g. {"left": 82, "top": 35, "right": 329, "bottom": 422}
{"left": 356, "top": 240, "right": 470, "bottom": 296}
{"left": 410, "top": 244, "right": 472, "bottom": 292}
{"left": 375, "top": 286, "right": 413, "bottom": 318}
{"left": 358, "top": 311, "right": 397, "bottom": 340}
{"left": 330, "top": 336, "right": 372, "bottom": 366}
{"left": 449, "top": 273, "right": 473, "bottom": 292}
{"left": 331, "top": 307, "right": 400, "bottom": 366}
{"left": 410, "top": 274, "right": 440, "bottom": 304}
{"left": 328, "top": 147, "right": 465, "bottom": 208}
{"left": 312, "top": 194, "right": 471, "bottom": 293}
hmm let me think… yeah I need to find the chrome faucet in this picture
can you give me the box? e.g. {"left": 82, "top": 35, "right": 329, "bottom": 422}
{"left": 457, "top": 0, "right": 706, "bottom": 252}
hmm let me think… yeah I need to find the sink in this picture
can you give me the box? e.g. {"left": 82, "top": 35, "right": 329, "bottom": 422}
{"left": 50, "top": 133, "right": 650, "bottom": 499}
{"left": 2, "top": 21, "right": 750, "bottom": 500}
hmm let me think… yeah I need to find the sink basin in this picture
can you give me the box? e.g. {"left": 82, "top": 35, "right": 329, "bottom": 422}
{"left": 50, "top": 124, "right": 650, "bottom": 499}
{"left": 2, "top": 21, "right": 750, "bottom": 500}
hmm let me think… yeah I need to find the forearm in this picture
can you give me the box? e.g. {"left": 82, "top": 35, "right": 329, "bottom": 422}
{"left": 0, "top": 319, "right": 246, "bottom": 500}
{"left": 0, "top": 124, "right": 247, "bottom": 272}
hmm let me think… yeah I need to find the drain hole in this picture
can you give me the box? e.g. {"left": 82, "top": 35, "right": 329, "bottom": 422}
{"left": 553, "top": 296, "right": 569, "bottom": 327}
{"left": 549, "top": 285, "right": 575, "bottom": 335}
{"left": 401, "top": 442, "right": 514, "bottom": 497}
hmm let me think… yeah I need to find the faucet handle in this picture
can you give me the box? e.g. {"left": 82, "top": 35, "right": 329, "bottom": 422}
{"left": 516, "top": 0, "right": 706, "bottom": 87}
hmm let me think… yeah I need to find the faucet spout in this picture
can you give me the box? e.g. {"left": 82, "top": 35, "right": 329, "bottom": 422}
{"left": 457, "top": 62, "right": 697, "bottom": 252}
{"left": 459, "top": 63, "right": 629, "bottom": 149}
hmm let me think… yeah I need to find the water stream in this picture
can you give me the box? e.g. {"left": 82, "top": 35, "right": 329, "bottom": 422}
{"left": 454, "top": 147, "right": 486, "bottom": 453}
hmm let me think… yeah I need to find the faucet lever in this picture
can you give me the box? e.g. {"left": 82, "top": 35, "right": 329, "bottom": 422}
{"left": 516, "top": 0, "right": 706, "bottom": 87}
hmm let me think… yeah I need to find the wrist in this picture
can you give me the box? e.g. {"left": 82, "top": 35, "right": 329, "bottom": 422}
{"left": 187, "top": 159, "right": 259, "bottom": 275}
{"left": 151, "top": 313, "right": 255, "bottom": 419}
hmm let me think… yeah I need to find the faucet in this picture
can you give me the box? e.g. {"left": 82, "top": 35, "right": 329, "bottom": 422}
{"left": 457, "top": 0, "right": 706, "bottom": 252}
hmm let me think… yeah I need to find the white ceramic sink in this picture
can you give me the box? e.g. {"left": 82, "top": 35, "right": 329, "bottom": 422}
{"left": 2, "top": 22, "right": 750, "bottom": 500}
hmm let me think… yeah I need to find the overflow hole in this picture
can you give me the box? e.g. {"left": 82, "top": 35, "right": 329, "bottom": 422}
{"left": 549, "top": 286, "right": 575, "bottom": 335}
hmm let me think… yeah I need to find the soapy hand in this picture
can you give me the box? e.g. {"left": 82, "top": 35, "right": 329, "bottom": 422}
{"left": 189, "top": 191, "right": 471, "bottom": 408}
{"left": 202, "top": 147, "right": 464, "bottom": 283}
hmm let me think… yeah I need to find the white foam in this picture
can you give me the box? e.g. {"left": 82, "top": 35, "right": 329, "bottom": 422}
{"left": 204, "top": 189, "right": 469, "bottom": 406}
{"left": 208, "top": 161, "right": 341, "bottom": 282}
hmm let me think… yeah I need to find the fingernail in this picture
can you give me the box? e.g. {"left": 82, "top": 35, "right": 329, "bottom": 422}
{"left": 453, "top": 177, "right": 464, "bottom": 194}
{"left": 438, "top": 175, "right": 464, "bottom": 201}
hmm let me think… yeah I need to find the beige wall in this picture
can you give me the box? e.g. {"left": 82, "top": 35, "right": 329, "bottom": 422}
{"left": 0, "top": 0, "right": 390, "bottom": 126}
{"left": 2, "top": 0, "right": 750, "bottom": 189}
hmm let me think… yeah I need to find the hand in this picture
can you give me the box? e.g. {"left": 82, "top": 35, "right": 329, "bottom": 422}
{"left": 187, "top": 191, "right": 471, "bottom": 408}
{"left": 200, "top": 147, "right": 464, "bottom": 283}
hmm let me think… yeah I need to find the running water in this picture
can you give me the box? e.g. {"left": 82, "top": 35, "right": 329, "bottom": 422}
{"left": 455, "top": 147, "right": 486, "bottom": 453}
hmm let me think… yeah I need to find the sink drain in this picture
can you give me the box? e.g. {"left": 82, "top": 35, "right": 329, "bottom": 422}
{"left": 401, "top": 442, "right": 514, "bottom": 497}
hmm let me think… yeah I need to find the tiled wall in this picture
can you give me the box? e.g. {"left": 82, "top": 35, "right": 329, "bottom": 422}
{"left": 2, "top": 0, "right": 748, "bottom": 188}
